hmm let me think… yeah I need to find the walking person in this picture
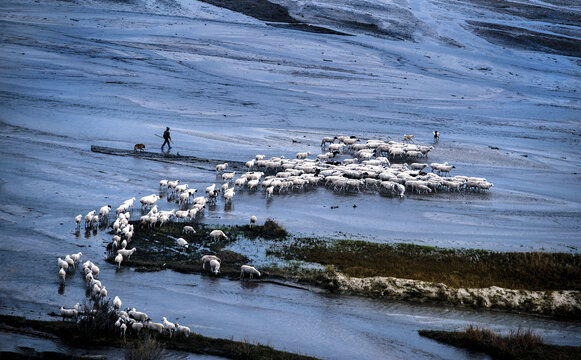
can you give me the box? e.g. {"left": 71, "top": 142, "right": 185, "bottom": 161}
{"left": 161, "top": 127, "right": 172, "bottom": 151}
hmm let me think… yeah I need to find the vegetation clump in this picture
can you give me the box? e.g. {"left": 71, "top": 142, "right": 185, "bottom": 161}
{"left": 239, "top": 218, "right": 288, "bottom": 239}
{"left": 419, "top": 325, "right": 579, "bottom": 359}
{"left": 270, "top": 238, "right": 581, "bottom": 291}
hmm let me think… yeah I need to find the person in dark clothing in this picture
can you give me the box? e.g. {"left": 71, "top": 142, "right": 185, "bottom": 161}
{"left": 161, "top": 127, "right": 172, "bottom": 150}
{"left": 433, "top": 130, "right": 439, "bottom": 143}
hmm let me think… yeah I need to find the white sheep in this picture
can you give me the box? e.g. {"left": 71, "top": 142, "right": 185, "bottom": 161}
{"left": 175, "top": 323, "right": 190, "bottom": 339}
{"left": 176, "top": 237, "right": 189, "bottom": 249}
{"left": 64, "top": 255, "right": 75, "bottom": 269}
{"left": 245, "top": 160, "right": 255, "bottom": 169}
{"left": 99, "top": 205, "right": 111, "bottom": 222}
{"left": 118, "top": 247, "right": 136, "bottom": 259}
{"left": 140, "top": 194, "right": 159, "bottom": 207}
{"left": 321, "top": 136, "right": 338, "bottom": 147}
{"left": 115, "top": 253, "right": 123, "bottom": 269}
{"left": 255, "top": 154, "right": 265, "bottom": 160}
{"left": 58, "top": 267, "right": 66, "bottom": 283}
{"left": 209, "top": 229, "right": 228, "bottom": 241}
{"left": 70, "top": 252, "right": 82, "bottom": 264}
{"left": 75, "top": 214, "right": 82, "bottom": 228}
{"left": 162, "top": 317, "right": 176, "bottom": 337}
{"left": 250, "top": 215, "right": 257, "bottom": 227}
{"left": 145, "top": 320, "right": 165, "bottom": 335}
{"left": 128, "top": 308, "right": 149, "bottom": 322}
{"left": 223, "top": 188, "right": 235, "bottom": 202}
{"left": 296, "top": 152, "right": 311, "bottom": 159}
{"left": 59, "top": 306, "right": 78, "bottom": 321}
{"left": 182, "top": 226, "right": 196, "bottom": 235}
{"left": 210, "top": 259, "right": 220, "bottom": 275}
{"left": 222, "top": 171, "right": 236, "bottom": 181}
{"left": 159, "top": 179, "right": 168, "bottom": 189}
{"left": 216, "top": 162, "right": 228, "bottom": 173}
{"left": 205, "top": 184, "right": 216, "bottom": 194}
{"left": 113, "top": 296, "right": 122, "bottom": 310}
{"left": 201, "top": 255, "right": 221, "bottom": 269}
{"left": 58, "top": 257, "right": 69, "bottom": 271}
{"left": 120, "top": 322, "right": 127, "bottom": 339}
{"left": 131, "top": 321, "right": 144, "bottom": 335}
{"left": 240, "top": 265, "right": 261, "bottom": 279}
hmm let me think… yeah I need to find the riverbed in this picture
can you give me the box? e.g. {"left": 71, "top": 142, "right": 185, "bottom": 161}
{"left": 0, "top": 0, "right": 580, "bottom": 358}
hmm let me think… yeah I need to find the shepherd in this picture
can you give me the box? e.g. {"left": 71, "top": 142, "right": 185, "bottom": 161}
{"left": 433, "top": 130, "right": 439, "bottom": 143}
{"left": 161, "top": 127, "right": 172, "bottom": 151}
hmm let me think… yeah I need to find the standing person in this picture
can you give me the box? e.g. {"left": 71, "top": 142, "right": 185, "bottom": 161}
{"left": 433, "top": 130, "right": 439, "bottom": 143}
{"left": 161, "top": 127, "right": 172, "bottom": 151}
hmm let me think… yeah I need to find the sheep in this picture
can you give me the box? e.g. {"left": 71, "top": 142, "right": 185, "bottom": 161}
{"left": 296, "top": 152, "right": 311, "bottom": 159}
{"left": 321, "top": 136, "right": 337, "bottom": 147}
{"left": 118, "top": 248, "right": 136, "bottom": 260}
{"left": 222, "top": 172, "right": 236, "bottom": 181}
{"left": 175, "top": 184, "right": 189, "bottom": 194}
{"left": 403, "top": 134, "right": 415, "bottom": 143}
{"left": 99, "top": 205, "right": 111, "bottom": 222}
{"left": 159, "top": 179, "right": 168, "bottom": 189}
{"left": 223, "top": 188, "right": 235, "bottom": 202}
{"left": 175, "top": 323, "right": 190, "bottom": 339}
{"left": 182, "top": 226, "right": 196, "bottom": 235}
{"left": 201, "top": 255, "right": 221, "bottom": 269}
{"left": 245, "top": 160, "right": 255, "bottom": 169}
{"left": 91, "top": 264, "right": 100, "bottom": 277}
{"left": 115, "top": 253, "right": 123, "bottom": 269}
{"left": 167, "top": 180, "right": 180, "bottom": 192}
{"left": 247, "top": 179, "right": 260, "bottom": 190}
{"left": 70, "top": 252, "right": 82, "bottom": 264}
{"left": 205, "top": 184, "right": 216, "bottom": 195}
{"left": 99, "top": 286, "right": 108, "bottom": 299}
{"left": 75, "top": 214, "right": 82, "bottom": 228}
{"left": 250, "top": 215, "right": 257, "bottom": 227}
{"left": 176, "top": 237, "right": 189, "bottom": 249}
{"left": 210, "top": 259, "right": 220, "bottom": 275}
{"left": 438, "top": 164, "right": 456, "bottom": 176}
{"left": 59, "top": 306, "right": 78, "bottom": 321}
{"left": 145, "top": 320, "right": 165, "bottom": 335}
{"left": 84, "top": 210, "right": 96, "bottom": 228}
{"left": 57, "top": 257, "right": 69, "bottom": 271}
{"left": 120, "top": 322, "right": 127, "bottom": 339}
{"left": 64, "top": 255, "right": 75, "bottom": 269}
{"left": 58, "top": 267, "right": 66, "bottom": 283}
{"left": 209, "top": 229, "right": 228, "bottom": 241}
{"left": 410, "top": 163, "right": 428, "bottom": 170}
{"left": 131, "top": 321, "right": 144, "bottom": 335}
{"left": 240, "top": 265, "right": 261, "bottom": 279}
{"left": 140, "top": 194, "right": 159, "bottom": 208}
{"left": 113, "top": 296, "right": 122, "bottom": 310}
{"left": 216, "top": 162, "right": 228, "bottom": 173}
{"left": 265, "top": 186, "right": 274, "bottom": 198}
{"left": 128, "top": 308, "right": 149, "bottom": 322}
{"left": 162, "top": 317, "right": 176, "bottom": 337}
{"left": 255, "top": 154, "right": 265, "bottom": 160}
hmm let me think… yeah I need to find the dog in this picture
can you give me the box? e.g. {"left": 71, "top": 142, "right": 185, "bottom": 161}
{"left": 134, "top": 144, "right": 146, "bottom": 152}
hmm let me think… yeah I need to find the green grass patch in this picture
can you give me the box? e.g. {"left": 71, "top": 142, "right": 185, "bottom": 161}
{"left": 270, "top": 238, "right": 581, "bottom": 290}
{"left": 419, "top": 325, "right": 580, "bottom": 360}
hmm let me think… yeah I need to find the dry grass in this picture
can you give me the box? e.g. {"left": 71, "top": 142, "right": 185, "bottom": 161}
{"left": 272, "top": 238, "right": 581, "bottom": 290}
{"left": 419, "top": 325, "right": 579, "bottom": 359}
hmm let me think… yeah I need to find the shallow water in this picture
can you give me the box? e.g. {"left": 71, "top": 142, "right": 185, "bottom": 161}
{"left": 0, "top": 0, "right": 580, "bottom": 358}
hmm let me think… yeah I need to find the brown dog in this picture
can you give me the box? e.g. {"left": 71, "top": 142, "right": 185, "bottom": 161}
{"left": 134, "top": 144, "right": 146, "bottom": 152}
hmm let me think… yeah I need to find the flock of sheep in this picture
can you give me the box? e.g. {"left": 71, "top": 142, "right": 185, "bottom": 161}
{"left": 58, "top": 133, "right": 491, "bottom": 341}
{"left": 202, "top": 135, "right": 493, "bottom": 201}
{"left": 58, "top": 252, "right": 191, "bottom": 340}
